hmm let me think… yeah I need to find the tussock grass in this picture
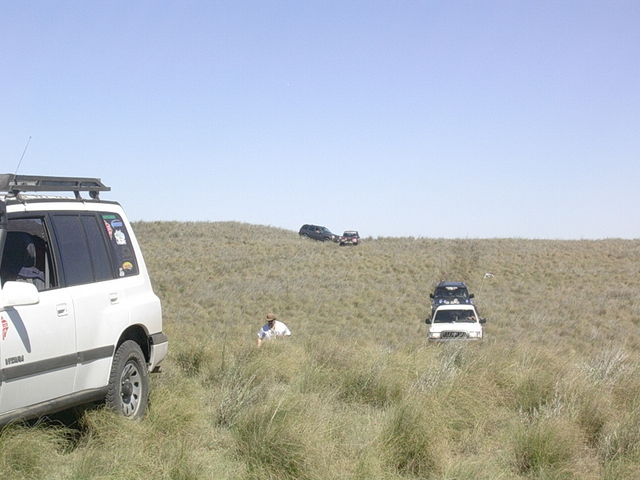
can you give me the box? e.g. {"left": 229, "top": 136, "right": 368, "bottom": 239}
{"left": 0, "top": 424, "right": 71, "bottom": 478}
{"left": 2, "top": 221, "right": 640, "bottom": 479}
{"left": 511, "top": 417, "right": 582, "bottom": 477}
{"left": 380, "top": 398, "right": 451, "bottom": 477}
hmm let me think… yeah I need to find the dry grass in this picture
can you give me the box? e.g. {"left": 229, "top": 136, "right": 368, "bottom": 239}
{"left": 2, "top": 221, "right": 640, "bottom": 479}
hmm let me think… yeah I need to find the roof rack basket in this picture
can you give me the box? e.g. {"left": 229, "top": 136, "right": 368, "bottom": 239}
{"left": 0, "top": 174, "right": 110, "bottom": 200}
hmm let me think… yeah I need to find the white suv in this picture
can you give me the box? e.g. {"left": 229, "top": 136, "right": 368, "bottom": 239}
{"left": 0, "top": 174, "right": 168, "bottom": 424}
{"left": 426, "top": 304, "right": 486, "bottom": 341}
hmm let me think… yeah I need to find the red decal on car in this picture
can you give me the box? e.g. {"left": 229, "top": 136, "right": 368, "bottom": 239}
{"left": 1, "top": 316, "right": 8, "bottom": 340}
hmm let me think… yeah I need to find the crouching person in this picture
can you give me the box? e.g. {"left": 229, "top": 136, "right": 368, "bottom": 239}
{"left": 257, "top": 313, "right": 291, "bottom": 347}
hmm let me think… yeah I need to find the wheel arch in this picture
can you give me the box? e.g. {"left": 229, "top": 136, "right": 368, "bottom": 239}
{"left": 116, "top": 325, "right": 151, "bottom": 364}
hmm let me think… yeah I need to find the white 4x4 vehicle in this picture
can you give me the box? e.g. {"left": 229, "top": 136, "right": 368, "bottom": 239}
{"left": 426, "top": 304, "right": 486, "bottom": 341}
{"left": 0, "top": 174, "right": 168, "bottom": 425}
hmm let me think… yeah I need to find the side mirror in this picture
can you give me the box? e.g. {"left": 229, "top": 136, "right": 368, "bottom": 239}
{"left": 425, "top": 317, "right": 432, "bottom": 324}
{"left": 479, "top": 318, "right": 486, "bottom": 324}
{"left": 469, "top": 293, "right": 475, "bottom": 298}
{"left": 429, "top": 293, "right": 434, "bottom": 299}
{"left": 2, "top": 281, "right": 40, "bottom": 307}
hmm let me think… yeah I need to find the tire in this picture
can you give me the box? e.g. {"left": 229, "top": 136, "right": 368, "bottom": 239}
{"left": 106, "top": 340, "right": 149, "bottom": 420}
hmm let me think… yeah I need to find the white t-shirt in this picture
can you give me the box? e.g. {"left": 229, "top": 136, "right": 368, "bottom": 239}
{"left": 257, "top": 320, "right": 291, "bottom": 340}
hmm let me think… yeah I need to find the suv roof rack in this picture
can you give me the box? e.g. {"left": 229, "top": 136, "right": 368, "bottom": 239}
{"left": 0, "top": 174, "right": 110, "bottom": 200}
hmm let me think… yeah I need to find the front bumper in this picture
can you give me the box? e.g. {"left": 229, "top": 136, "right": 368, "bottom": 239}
{"left": 428, "top": 331, "right": 482, "bottom": 341}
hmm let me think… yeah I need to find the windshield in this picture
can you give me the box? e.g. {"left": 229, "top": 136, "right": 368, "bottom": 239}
{"left": 434, "top": 286, "right": 468, "bottom": 300}
{"left": 433, "top": 309, "right": 477, "bottom": 323}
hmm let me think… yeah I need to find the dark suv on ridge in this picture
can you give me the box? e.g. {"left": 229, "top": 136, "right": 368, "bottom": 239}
{"left": 298, "top": 224, "right": 338, "bottom": 242}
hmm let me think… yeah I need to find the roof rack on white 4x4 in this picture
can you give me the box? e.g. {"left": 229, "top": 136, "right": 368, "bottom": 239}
{"left": 0, "top": 173, "right": 110, "bottom": 200}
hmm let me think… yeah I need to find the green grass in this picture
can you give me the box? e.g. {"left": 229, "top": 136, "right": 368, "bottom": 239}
{"left": 2, "top": 221, "right": 640, "bottom": 479}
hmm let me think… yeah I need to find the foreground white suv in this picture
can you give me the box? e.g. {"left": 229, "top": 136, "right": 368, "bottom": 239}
{"left": 0, "top": 174, "right": 168, "bottom": 425}
{"left": 426, "top": 304, "right": 486, "bottom": 341}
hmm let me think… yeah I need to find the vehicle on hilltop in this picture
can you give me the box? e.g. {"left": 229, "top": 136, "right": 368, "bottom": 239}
{"left": 298, "top": 224, "right": 338, "bottom": 242}
{"left": 339, "top": 230, "right": 360, "bottom": 246}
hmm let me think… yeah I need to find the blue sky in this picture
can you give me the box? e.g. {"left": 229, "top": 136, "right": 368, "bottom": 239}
{"left": 1, "top": 1, "right": 638, "bottom": 239}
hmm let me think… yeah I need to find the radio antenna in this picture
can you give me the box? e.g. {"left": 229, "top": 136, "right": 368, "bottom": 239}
{"left": 15, "top": 136, "right": 32, "bottom": 175}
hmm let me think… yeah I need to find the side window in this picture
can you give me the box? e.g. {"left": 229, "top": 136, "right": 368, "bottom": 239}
{"left": 1, "top": 217, "right": 55, "bottom": 291}
{"left": 82, "top": 216, "right": 113, "bottom": 282}
{"left": 100, "top": 213, "right": 139, "bottom": 277}
{"left": 51, "top": 214, "right": 115, "bottom": 286}
{"left": 52, "top": 215, "right": 100, "bottom": 286}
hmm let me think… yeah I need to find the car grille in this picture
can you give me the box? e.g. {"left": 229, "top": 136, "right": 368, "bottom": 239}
{"left": 441, "top": 332, "right": 469, "bottom": 339}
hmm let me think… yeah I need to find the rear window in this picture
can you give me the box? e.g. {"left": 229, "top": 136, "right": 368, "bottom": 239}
{"left": 100, "top": 213, "right": 139, "bottom": 277}
{"left": 435, "top": 286, "right": 468, "bottom": 299}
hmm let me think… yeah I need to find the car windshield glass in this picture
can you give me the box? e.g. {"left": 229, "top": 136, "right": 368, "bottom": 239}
{"left": 435, "top": 286, "right": 468, "bottom": 300}
{"left": 434, "top": 310, "right": 476, "bottom": 323}
{"left": 322, "top": 227, "right": 331, "bottom": 233}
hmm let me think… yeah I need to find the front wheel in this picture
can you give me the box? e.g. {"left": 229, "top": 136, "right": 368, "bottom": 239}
{"left": 106, "top": 340, "right": 149, "bottom": 419}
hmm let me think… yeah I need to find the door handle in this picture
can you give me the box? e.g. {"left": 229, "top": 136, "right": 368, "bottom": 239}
{"left": 109, "top": 293, "right": 119, "bottom": 304}
{"left": 56, "top": 304, "right": 68, "bottom": 316}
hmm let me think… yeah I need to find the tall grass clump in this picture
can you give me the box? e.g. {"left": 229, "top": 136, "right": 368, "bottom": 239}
{"left": 379, "top": 399, "right": 450, "bottom": 477}
{"left": 232, "top": 395, "right": 319, "bottom": 480}
{"left": 0, "top": 423, "right": 72, "bottom": 478}
{"left": 598, "top": 408, "right": 640, "bottom": 465}
{"left": 511, "top": 418, "right": 581, "bottom": 477}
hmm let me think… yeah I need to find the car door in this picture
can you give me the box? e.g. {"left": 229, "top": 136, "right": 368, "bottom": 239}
{"left": 0, "top": 288, "right": 77, "bottom": 414}
{"left": 0, "top": 217, "right": 77, "bottom": 415}
{"left": 48, "top": 213, "right": 130, "bottom": 393}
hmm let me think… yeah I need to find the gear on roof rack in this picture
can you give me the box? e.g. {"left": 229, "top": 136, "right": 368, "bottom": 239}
{"left": 0, "top": 174, "right": 110, "bottom": 200}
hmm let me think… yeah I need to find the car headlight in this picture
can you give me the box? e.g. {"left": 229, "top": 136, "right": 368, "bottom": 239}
{"left": 428, "top": 332, "right": 441, "bottom": 339}
{"left": 468, "top": 331, "right": 481, "bottom": 338}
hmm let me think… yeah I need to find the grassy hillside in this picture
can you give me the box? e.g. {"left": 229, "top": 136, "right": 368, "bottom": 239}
{"left": 2, "top": 222, "right": 640, "bottom": 479}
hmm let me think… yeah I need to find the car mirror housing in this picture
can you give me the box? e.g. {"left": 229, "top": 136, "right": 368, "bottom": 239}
{"left": 2, "top": 281, "right": 40, "bottom": 307}
{"left": 480, "top": 318, "right": 486, "bottom": 324}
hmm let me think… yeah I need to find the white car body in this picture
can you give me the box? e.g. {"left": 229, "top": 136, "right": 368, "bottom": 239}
{"left": 426, "top": 304, "right": 485, "bottom": 341}
{"left": 0, "top": 175, "right": 167, "bottom": 424}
